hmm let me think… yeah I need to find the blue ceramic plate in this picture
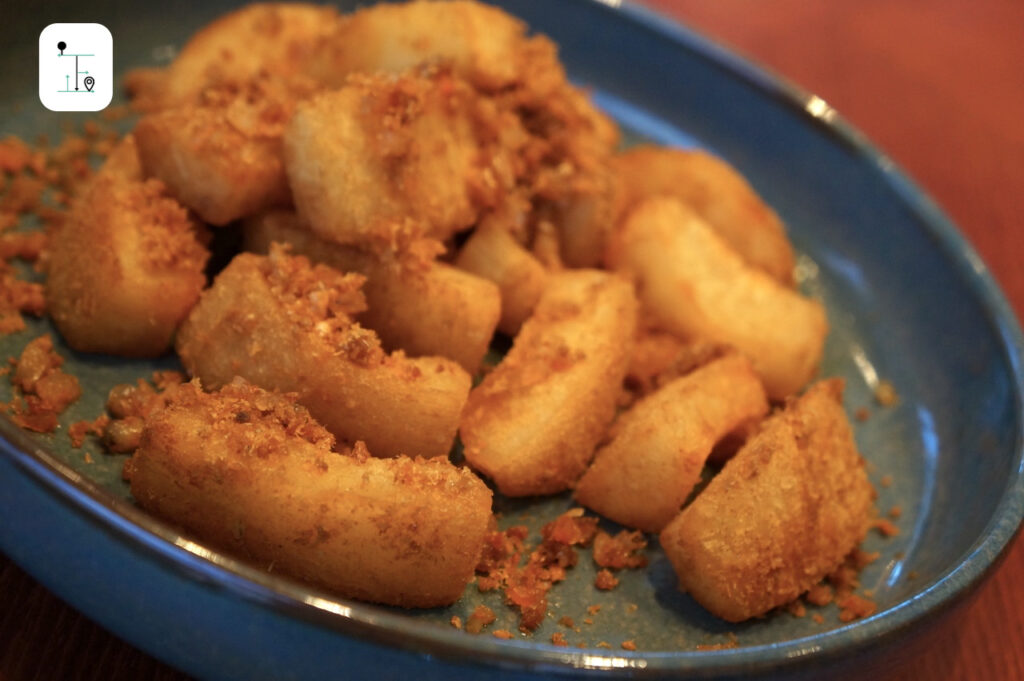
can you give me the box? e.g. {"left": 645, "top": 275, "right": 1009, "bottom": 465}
{"left": 2, "top": 1, "right": 1023, "bottom": 679}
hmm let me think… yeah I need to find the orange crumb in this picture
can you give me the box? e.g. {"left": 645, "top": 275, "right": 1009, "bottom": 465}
{"left": 785, "top": 600, "right": 807, "bottom": 617}
{"left": 621, "top": 640, "right": 637, "bottom": 651}
{"left": 805, "top": 584, "right": 833, "bottom": 607}
{"left": 466, "top": 605, "right": 497, "bottom": 634}
{"left": 812, "top": 613, "right": 825, "bottom": 624}
{"left": 596, "top": 642, "right": 612, "bottom": 650}
{"left": 542, "top": 507, "right": 598, "bottom": 546}
{"left": 592, "top": 530, "right": 648, "bottom": 570}
{"left": 873, "top": 518, "right": 900, "bottom": 537}
{"left": 558, "top": 616, "right": 575, "bottom": 628}
{"left": 0, "top": 136, "right": 34, "bottom": 174}
{"left": 888, "top": 506, "right": 903, "bottom": 520}
{"left": 587, "top": 605, "right": 601, "bottom": 615}
{"left": 492, "top": 629, "right": 514, "bottom": 640}
{"left": 837, "top": 594, "right": 877, "bottom": 622}
{"left": 83, "top": 452, "right": 93, "bottom": 464}
{"left": 151, "top": 370, "right": 186, "bottom": 391}
{"left": 450, "top": 615, "right": 462, "bottom": 630}
{"left": 696, "top": 633, "right": 739, "bottom": 651}
{"left": 0, "top": 231, "right": 47, "bottom": 262}
{"left": 880, "top": 474, "right": 893, "bottom": 488}
{"left": 551, "top": 632, "right": 568, "bottom": 647}
{"left": 594, "top": 569, "right": 619, "bottom": 590}
{"left": 854, "top": 407, "right": 870, "bottom": 422}
{"left": 583, "top": 617, "right": 594, "bottom": 625}
{"left": 874, "top": 380, "right": 899, "bottom": 406}
{"left": 68, "top": 413, "right": 111, "bottom": 448}
{"left": 5, "top": 334, "right": 81, "bottom": 432}
{"left": 625, "top": 603, "right": 638, "bottom": 613}
{"left": 475, "top": 509, "right": 599, "bottom": 632}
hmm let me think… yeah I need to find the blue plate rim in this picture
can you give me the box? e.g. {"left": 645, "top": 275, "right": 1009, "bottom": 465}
{"left": 1, "top": 0, "right": 1023, "bottom": 675}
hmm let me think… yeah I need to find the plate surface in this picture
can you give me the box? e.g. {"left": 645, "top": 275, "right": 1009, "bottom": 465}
{"left": 1, "top": 1, "right": 1023, "bottom": 679}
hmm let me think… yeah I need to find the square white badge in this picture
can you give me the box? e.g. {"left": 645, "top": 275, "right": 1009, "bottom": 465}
{"left": 39, "top": 23, "right": 113, "bottom": 112}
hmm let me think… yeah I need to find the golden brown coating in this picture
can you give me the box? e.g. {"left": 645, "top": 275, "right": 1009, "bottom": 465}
{"left": 125, "top": 379, "right": 492, "bottom": 608}
{"left": 45, "top": 137, "right": 209, "bottom": 357}
{"left": 314, "top": 0, "right": 552, "bottom": 94}
{"left": 623, "top": 326, "right": 731, "bottom": 398}
{"left": 613, "top": 146, "right": 796, "bottom": 284}
{"left": 243, "top": 211, "right": 500, "bottom": 373}
{"left": 134, "top": 79, "right": 309, "bottom": 225}
{"left": 284, "top": 68, "right": 521, "bottom": 249}
{"left": 575, "top": 353, "right": 769, "bottom": 532}
{"left": 453, "top": 222, "right": 548, "bottom": 336}
{"left": 126, "top": 3, "right": 339, "bottom": 111}
{"left": 608, "top": 197, "right": 826, "bottom": 399}
{"left": 460, "top": 269, "right": 637, "bottom": 496}
{"left": 176, "top": 247, "right": 471, "bottom": 458}
{"left": 659, "top": 379, "right": 875, "bottom": 622}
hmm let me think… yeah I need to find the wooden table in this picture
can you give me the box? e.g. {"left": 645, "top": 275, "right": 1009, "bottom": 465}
{"left": 2, "top": 1, "right": 1022, "bottom": 679}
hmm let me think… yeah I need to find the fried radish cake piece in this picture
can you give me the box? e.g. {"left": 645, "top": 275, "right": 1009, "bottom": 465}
{"left": 284, "top": 68, "right": 521, "bottom": 248}
{"left": 575, "top": 353, "right": 769, "bottom": 532}
{"left": 243, "top": 210, "right": 500, "bottom": 374}
{"left": 454, "top": 222, "right": 548, "bottom": 336}
{"left": 46, "top": 136, "right": 208, "bottom": 357}
{"left": 608, "top": 197, "right": 826, "bottom": 399}
{"left": 134, "top": 78, "right": 313, "bottom": 226}
{"left": 125, "top": 379, "right": 492, "bottom": 608}
{"left": 316, "top": 0, "right": 553, "bottom": 95}
{"left": 461, "top": 269, "right": 637, "bottom": 496}
{"left": 614, "top": 146, "right": 796, "bottom": 284}
{"left": 659, "top": 379, "right": 875, "bottom": 622}
{"left": 176, "top": 247, "right": 470, "bottom": 458}
{"left": 125, "top": 3, "right": 338, "bottom": 111}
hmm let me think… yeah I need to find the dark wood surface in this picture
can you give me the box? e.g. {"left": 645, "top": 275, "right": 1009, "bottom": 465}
{"left": 2, "top": 1, "right": 1022, "bottom": 679}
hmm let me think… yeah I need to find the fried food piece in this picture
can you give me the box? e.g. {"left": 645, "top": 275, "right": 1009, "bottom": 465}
{"left": 176, "top": 247, "right": 470, "bottom": 458}
{"left": 285, "top": 68, "right": 519, "bottom": 248}
{"left": 125, "top": 379, "right": 492, "bottom": 608}
{"left": 575, "top": 353, "right": 769, "bottom": 532}
{"left": 243, "top": 211, "right": 500, "bottom": 373}
{"left": 314, "top": 0, "right": 557, "bottom": 95}
{"left": 454, "top": 222, "right": 547, "bottom": 336}
{"left": 134, "top": 79, "right": 309, "bottom": 225}
{"left": 46, "top": 136, "right": 209, "bottom": 357}
{"left": 613, "top": 146, "right": 796, "bottom": 284}
{"left": 659, "top": 379, "right": 875, "bottom": 622}
{"left": 608, "top": 197, "right": 826, "bottom": 399}
{"left": 126, "top": 3, "right": 339, "bottom": 111}
{"left": 461, "top": 270, "right": 637, "bottom": 496}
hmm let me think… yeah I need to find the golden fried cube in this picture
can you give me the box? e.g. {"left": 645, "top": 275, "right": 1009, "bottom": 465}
{"left": 659, "top": 379, "right": 875, "bottom": 622}
{"left": 46, "top": 137, "right": 208, "bottom": 357}
{"left": 244, "top": 211, "right": 500, "bottom": 373}
{"left": 454, "top": 222, "right": 547, "bottom": 336}
{"left": 576, "top": 353, "right": 769, "bottom": 532}
{"left": 608, "top": 197, "right": 826, "bottom": 399}
{"left": 460, "top": 269, "right": 637, "bottom": 496}
{"left": 176, "top": 248, "right": 470, "bottom": 458}
{"left": 284, "top": 70, "right": 506, "bottom": 247}
{"left": 126, "top": 379, "right": 492, "bottom": 608}
{"left": 134, "top": 80, "right": 302, "bottom": 226}
{"left": 613, "top": 146, "right": 796, "bottom": 283}
{"left": 127, "top": 3, "right": 338, "bottom": 110}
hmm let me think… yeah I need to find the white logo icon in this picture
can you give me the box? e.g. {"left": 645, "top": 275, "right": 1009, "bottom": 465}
{"left": 39, "top": 23, "right": 113, "bottom": 112}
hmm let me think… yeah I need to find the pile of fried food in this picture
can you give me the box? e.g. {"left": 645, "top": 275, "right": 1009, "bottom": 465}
{"left": 25, "top": 0, "right": 879, "bottom": 627}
